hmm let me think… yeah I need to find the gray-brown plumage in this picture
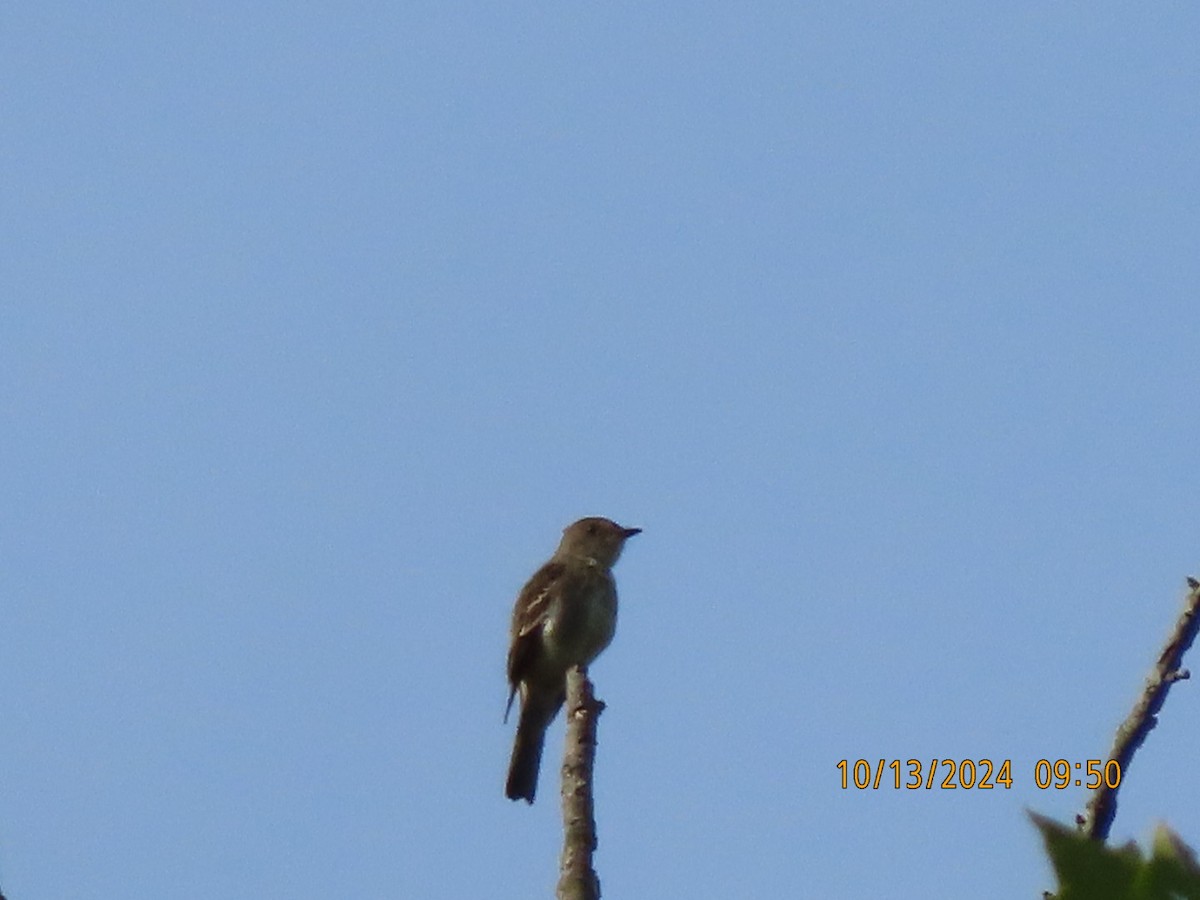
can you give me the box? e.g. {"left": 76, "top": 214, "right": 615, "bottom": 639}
{"left": 505, "top": 516, "right": 640, "bottom": 803}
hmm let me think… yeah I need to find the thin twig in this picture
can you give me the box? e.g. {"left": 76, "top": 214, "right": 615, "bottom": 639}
{"left": 556, "top": 666, "right": 604, "bottom": 900}
{"left": 1079, "top": 577, "right": 1200, "bottom": 841}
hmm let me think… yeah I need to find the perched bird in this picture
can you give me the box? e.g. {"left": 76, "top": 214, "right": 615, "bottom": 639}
{"left": 505, "top": 516, "right": 640, "bottom": 803}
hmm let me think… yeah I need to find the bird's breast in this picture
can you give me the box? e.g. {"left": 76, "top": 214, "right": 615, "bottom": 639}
{"left": 542, "top": 580, "right": 617, "bottom": 667}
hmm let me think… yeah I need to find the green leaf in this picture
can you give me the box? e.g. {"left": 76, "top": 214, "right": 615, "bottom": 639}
{"left": 1033, "top": 813, "right": 1200, "bottom": 900}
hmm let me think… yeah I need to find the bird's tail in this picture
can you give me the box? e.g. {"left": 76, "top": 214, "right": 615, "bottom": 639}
{"left": 506, "top": 698, "right": 554, "bottom": 803}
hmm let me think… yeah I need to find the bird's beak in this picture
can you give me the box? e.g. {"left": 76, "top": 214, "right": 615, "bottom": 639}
{"left": 622, "top": 527, "right": 642, "bottom": 538}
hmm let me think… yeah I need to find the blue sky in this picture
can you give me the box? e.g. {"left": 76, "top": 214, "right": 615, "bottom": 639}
{"left": 2, "top": 3, "right": 1199, "bottom": 898}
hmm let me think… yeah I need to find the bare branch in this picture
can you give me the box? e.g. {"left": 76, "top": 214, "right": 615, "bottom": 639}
{"left": 1080, "top": 577, "right": 1200, "bottom": 841}
{"left": 556, "top": 666, "right": 604, "bottom": 900}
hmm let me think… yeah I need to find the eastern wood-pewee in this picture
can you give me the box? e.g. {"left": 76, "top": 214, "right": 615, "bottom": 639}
{"left": 505, "top": 516, "right": 640, "bottom": 803}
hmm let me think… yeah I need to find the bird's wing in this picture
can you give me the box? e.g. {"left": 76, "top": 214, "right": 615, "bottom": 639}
{"left": 505, "top": 561, "right": 565, "bottom": 719}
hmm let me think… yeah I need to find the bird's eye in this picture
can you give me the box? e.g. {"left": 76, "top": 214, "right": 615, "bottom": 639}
{"left": 587, "top": 523, "right": 597, "bottom": 535}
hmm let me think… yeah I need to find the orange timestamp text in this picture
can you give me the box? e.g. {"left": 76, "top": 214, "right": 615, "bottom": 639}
{"left": 837, "top": 758, "right": 1013, "bottom": 790}
{"left": 836, "top": 758, "right": 1122, "bottom": 790}
{"left": 1032, "top": 758, "right": 1121, "bottom": 790}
